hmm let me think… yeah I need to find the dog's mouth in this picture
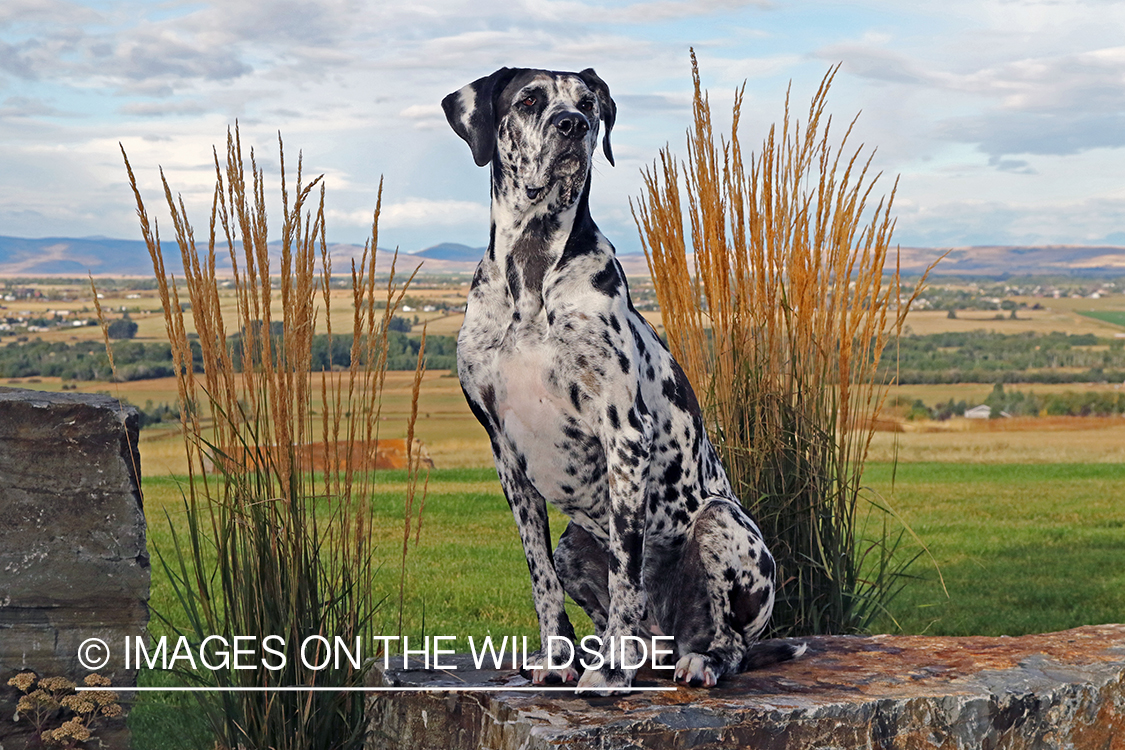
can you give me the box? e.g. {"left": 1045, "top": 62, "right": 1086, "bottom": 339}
{"left": 524, "top": 154, "right": 586, "bottom": 205}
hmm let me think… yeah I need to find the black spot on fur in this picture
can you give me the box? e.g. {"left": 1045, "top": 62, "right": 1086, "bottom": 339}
{"left": 759, "top": 553, "right": 776, "bottom": 581}
{"left": 505, "top": 255, "right": 521, "bottom": 303}
{"left": 663, "top": 460, "right": 682, "bottom": 487}
{"left": 471, "top": 262, "right": 488, "bottom": 290}
{"left": 557, "top": 185, "right": 599, "bottom": 269}
{"left": 607, "top": 404, "right": 620, "bottom": 429}
{"left": 728, "top": 583, "right": 765, "bottom": 631}
{"left": 511, "top": 214, "right": 558, "bottom": 298}
{"left": 592, "top": 259, "right": 622, "bottom": 297}
{"left": 479, "top": 384, "right": 499, "bottom": 424}
{"left": 569, "top": 382, "right": 582, "bottom": 411}
{"left": 617, "top": 351, "right": 630, "bottom": 374}
{"left": 627, "top": 407, "right": 642, "bottom": 430}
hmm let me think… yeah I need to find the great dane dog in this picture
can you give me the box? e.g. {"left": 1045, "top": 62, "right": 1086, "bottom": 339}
{"left": 442, "top": 66, "right": 804, "bottom": 692}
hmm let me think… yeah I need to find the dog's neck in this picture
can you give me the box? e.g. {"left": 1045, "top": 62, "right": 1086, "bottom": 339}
{"left": 486, "top": 166, "right": 595, "bottom": 317}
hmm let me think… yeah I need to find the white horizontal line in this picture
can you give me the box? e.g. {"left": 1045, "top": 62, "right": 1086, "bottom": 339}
{"left": 78, "top": 686, "right": 677, "bottom": 693}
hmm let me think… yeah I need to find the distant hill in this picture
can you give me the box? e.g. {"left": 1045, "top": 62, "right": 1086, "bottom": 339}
{"left": 2, "top": 235, "right": 1124, "bottom": 278}
{"left": 898, "top": 245, "right": 1125, "bottom": 277}
{"left": 0, "top": 235, "right": 163, "bottom": 276}
{"left": 416, "top": 243, "right": 485, "bottom": 262}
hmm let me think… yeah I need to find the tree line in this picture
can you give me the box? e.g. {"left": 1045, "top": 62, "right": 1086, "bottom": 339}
{"left": 0, "top": 327, "right": 457, "bottom": 382}
{"left": 880, "top": 330, "right": 1125, "bottom": 384}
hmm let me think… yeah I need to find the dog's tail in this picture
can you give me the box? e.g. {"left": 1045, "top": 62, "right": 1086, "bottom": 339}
{"left": 739, "top": 640, "right": 809, "bottom": 671}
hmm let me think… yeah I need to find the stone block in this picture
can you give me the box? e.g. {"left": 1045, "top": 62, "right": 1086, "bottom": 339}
{"left": 366, "top": 624, "right": 1125, "bottom": 749}
{"left": 0, "top": 388, "right": 148, "bottom": 749}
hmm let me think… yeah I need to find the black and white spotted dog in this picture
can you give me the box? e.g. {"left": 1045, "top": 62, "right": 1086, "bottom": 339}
{"left": 443, "top": 66, "right": 804, "bottom": 692}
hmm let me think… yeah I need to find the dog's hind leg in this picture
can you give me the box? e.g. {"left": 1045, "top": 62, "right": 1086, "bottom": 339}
{"left": 554, "top": 522, "right": 610, "bottom": 636}
{"left": 668, "top": 497, "right": 779, "bottom": 687}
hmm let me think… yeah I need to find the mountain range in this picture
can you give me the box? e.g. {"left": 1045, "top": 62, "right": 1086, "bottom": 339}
{"left": 1, "top": 235, "right": 1124, "bottom": 278}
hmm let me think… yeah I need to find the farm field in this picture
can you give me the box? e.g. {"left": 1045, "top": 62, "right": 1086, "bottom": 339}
{"left": 0, "top": 279, "right": 473, "bottom": 345}
{"left": 10, "top": 373, "right": 1125, "bottom": 469}
{"left": 899, "top": 307, "right": 1125, "bottom": 336}
{"left": 2, "top": 371, "right": 494, "bottom": 473}
{"left": 138, "top": 462, "right": 1125, "bottom": 645}
{"left": 12, "top": 274, "right": 1125, "bottom": 348}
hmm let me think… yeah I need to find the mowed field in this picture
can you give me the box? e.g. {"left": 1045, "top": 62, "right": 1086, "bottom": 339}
{"left": 2, "top": 278, "right": 474, "bottom": 344}
{"left": 11, "top": 370, "right": 1125, "bottom": 472}
{"left": 2, "top": 370, "right": 494, "bottom": 474}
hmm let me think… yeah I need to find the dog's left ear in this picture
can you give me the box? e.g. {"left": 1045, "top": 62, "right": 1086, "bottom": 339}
{"left": 578, "top": 68, "right": 616, "bottom": 167}
{"left": 442, "top": 68, "right": 518, "bottom": 167}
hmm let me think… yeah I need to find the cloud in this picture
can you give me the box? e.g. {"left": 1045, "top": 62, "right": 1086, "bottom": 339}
{"left": 118, "top": 99, "right": 213, "bottom": 117}
{"left": 943, "top": 111, "right": 1125, "bottom": 158}
{"left": 328, "top": 199, "right": 488, "bottom": 229}
{"left": 815, "top": 3, "right": 1125, "bottom": 163}
{"left": 894, "top": 192, "right": 1125, "bottom": 247}
{"left": 0, "top": 95, "right": 64, "bottom": 118}
{"left": 0, "top": 0, "right": 101, "bottom": 27}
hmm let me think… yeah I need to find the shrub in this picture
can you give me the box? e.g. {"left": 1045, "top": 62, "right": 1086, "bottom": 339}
{"left": 118, "top": 129, "right": 427, "bottom": 750}
{"left": 634, "top": 54, "right": 935, "bottom": 636}
{"left": 107, "top": 317, "right": 138, "bottom": 339}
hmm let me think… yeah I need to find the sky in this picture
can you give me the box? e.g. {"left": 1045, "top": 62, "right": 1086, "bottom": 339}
{"left": 2, "top": 0, "right": 1125, "bottom": 255}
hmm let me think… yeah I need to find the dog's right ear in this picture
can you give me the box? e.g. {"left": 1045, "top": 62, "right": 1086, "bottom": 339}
{"left": 442, "top": 68, "right": 516, "bottom": 167}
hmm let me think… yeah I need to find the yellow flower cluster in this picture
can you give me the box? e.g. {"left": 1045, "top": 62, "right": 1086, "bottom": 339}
{"left": 6, "top": 670, "right": 123, "bottom": 747}
{"left": 7, "top": 672, "right": 35, "bottom": 692}
{"left": 16, "top": 689, "right": 59, "bottom": 713}
{"left": 42, "top": 718, "right": 92, "bottom": 744}
{"left": 61, "top": 694, "right": 96, "bottom": 714}
{"left": 37, "top": 676, "right": 76, "bottom": 693}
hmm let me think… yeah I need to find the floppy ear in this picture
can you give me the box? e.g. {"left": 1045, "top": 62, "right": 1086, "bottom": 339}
{"left": 442, "top": 68, "right": 516, "bottom": 167}
{"left": 578, "top": 68, "right": 617, "bottom": 167}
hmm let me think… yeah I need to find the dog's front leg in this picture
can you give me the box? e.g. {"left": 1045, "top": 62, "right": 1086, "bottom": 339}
{"left": 576, "top": 397, "right": 653, "bottom": 695}
{"left": 495, "top": 456, "right": 580, "bottom": 684}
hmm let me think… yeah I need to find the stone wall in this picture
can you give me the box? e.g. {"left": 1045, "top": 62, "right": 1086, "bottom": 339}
{"left": 0, "top": 388, "right": 149, "bottom": 748}
{"left": 367, "top": 624, "right": 1125, "bottom": 749}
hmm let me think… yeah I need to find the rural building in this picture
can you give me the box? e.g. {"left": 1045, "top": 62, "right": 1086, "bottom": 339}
{"left": 965, "top": 404, "right": 1010, "bottom": 419}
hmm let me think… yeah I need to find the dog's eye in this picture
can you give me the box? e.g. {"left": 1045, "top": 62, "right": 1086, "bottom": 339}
{"left": 577, "top": 99, "right": 595, "bottom": 112}
{"left": 521, "top": 96, "right": 536, "bottom": 108}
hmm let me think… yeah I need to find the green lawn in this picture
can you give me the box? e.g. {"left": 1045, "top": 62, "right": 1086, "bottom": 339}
{"left": 1076, "top": 309, "right": 1125, "bottom": 328}
{"left": 864, "top": 462, "right": 1125, "bottom": 636}
{"left": 141, "top": 463, "right": 1125, "bottom": 643}
{"left": 131, "top": 462, "right": 1125, "bottom": 748}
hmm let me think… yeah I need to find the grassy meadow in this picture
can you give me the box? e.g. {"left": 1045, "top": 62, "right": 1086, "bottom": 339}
{"left": 131, "top": 459, "right": 1125, "bottom": 750}
{"left": 138, "top": 460, "right": 1125, "bottom": 645}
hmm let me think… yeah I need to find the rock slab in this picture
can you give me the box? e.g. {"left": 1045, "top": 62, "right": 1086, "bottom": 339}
{"left": 366, "top": 624, "right": 1125, "bottom": 749}
{"left": 0, "top": 388, "right": 148, "bottom": 748}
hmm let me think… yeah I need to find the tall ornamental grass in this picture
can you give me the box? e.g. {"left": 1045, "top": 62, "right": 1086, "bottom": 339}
{"left": 633, "top": 55, "right": 936, "bottom": 636}
{"left": 120, "top": 127, "right": 426, "bottom": 750}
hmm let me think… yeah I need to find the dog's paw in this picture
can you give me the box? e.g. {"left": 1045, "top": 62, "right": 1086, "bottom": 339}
{"left": 674, "top": 653, "right": 718, "bottom": 688}
{"left": 531, "top": 663, "right": 580, "bottom": 685}
{"left": 520, "top": 649, "right": 580, "bottom": 685}
{"left": 575, "top": 666, "right": 632, "bottom": 696}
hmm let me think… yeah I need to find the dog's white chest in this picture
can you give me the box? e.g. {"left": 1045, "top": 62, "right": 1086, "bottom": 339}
{"left": 460, "top": 304, "right": 607, "bottom": 525}
{"left": 495, "top": 344, "right": 568, "bottom": 439}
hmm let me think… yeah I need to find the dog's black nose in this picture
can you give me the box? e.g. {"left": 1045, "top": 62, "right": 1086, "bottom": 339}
{"left": 552, "top": 111, "right": 589, "bottom": 139}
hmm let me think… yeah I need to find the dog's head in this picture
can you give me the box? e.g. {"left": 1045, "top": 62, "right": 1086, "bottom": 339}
{"left": 442, "top": 67, "right": 616, "bottom": 212}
